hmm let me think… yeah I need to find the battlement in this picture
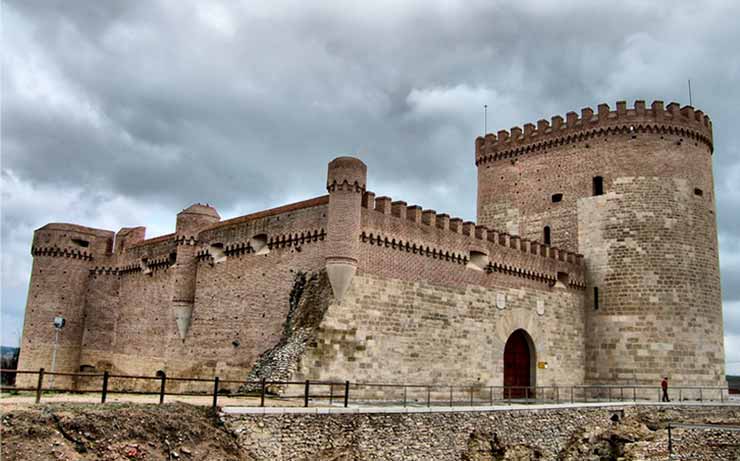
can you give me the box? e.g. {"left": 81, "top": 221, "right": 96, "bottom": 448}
{"left": 360, "top": 190, "right": 585, "bottom": 288}
{"left": 475, "top": 100, "right": 714, "bottom": 165}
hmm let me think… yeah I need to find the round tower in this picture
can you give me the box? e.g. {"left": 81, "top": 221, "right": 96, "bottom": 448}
{"left": 325, "top": 156, "right": 367, "bottom": 302}
{"left": 172, "top": 204, "right": 220, "bottom": 339}
{"left": 475, "top": 101, "right": 724, "bottom": 387}
{"left": 17, "top": 224, "right": 114, "bottom": 388}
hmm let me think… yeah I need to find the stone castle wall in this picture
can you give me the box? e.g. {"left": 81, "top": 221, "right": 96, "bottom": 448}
{"left": 17, "top": 199, "right": 331, "bottom": 389}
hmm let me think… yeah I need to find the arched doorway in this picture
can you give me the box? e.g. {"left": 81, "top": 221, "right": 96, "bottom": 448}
{"left": 503, "top": 329, "right": 535, "bottom": 398}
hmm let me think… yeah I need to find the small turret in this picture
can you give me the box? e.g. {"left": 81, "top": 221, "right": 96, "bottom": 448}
{"left": 172, "top": 204, "right": 220, "bottom": 339}
{"left": 325, "top": 156, "right": 367, "bottom": 302}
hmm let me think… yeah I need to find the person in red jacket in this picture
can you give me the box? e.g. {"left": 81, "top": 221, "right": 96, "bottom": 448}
{"left": 661, "top": 377, "right": 670, "bottom": 402}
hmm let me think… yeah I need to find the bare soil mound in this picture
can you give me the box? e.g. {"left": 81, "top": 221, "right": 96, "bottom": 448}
{"left": 1, "top": 402, "right": 250, "bottom": 461}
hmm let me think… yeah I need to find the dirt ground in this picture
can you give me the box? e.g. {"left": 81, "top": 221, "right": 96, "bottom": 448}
{"left": 0, "top": 402, "right": 251, "bottom": 461}
{"left": 0, "top": 391, "right": 305, "bottom": 410}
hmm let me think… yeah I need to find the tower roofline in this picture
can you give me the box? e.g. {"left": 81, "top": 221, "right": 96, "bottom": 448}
{"left": 475, "top": 100, "right": 713, "bottom": 166}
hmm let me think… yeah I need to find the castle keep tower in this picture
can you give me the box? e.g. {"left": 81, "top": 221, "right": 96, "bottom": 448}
{"left": 16, "top": 224, "right": 114, "bottom": 387}
{"left": 325, "top": 156, "right": 367, "bottom": 301}
{"left": 475, "top": 101, "right": 725, "bottom": 386}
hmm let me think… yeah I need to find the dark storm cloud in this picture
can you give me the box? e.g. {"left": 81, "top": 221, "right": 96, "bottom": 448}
{"left": 2, "top": 1, "right": 739, "bottom": 372}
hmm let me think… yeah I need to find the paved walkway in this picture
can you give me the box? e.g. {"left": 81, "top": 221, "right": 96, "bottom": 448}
{"left": 221, "top": 400, "right": 740, "bottom": 415}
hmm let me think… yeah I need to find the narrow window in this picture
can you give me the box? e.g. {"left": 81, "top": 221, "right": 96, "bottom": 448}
{"left": 593, "top": 287, "right": 599, "bottom": 310}
{"left": 551, "top": 193, "right": 563, "bottom": 203}
{"left": 593, "top": 176, "right": 604, "bottom": 196}
{"left": 694, "top": 188, "right": 703, "bottom": 197}
{"left": 544, "top": 226, "right": 551, "bottom": 245}
{"left": 71, "top": 238, "right": 89, "bottom": 248}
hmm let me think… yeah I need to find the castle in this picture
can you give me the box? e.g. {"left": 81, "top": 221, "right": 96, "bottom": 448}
{"left": 17, "top": 100, "right": 726, "bottom": 392}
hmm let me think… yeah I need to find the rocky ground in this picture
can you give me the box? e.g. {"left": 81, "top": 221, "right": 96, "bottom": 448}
{"left": 1, "top": 403, "right": 739, "bottom": 460}
{"left": 0, "top": 402, "right": 249, "bottom": 461}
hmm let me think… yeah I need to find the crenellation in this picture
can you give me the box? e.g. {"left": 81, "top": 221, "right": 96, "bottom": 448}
{"left": 551, "top": 115, "right": 564, "bottom": 130}
{"left": 406, "top": 205, "right": 422, "bottom": 223}
{"left": 362, "top": 191, "right": 375, "bottom": 208}
{"left": 475, "top": 100, "right": 714, "bottom": 166}
{"left": 523, "top": 123, "right": 535, "bottom": 136}
{"left": 566, "top": 111, "right": 578, "bottom": 127}
{"left": 616, "top": 100, "right": 627, "bottom": 115}
{"left": 391, "top": 200, "right": 407, "bottom": 219}
{"left": 449, "top": 218, "right": 463, "bottom": 233}
{"left": 634, "top": 100, "right": 646, "bottom": 115}
{"left": 475, "top": 224, "right": 487, "bottom": 241}
{"left": 535, "top": 119, "right": 548, "bottom": 134}
{"left": 375, "top": 196, "right": 392, "bottom": 214}
{"left": 581, "top": 107, "right": 594, "bottom": 123}
{"left": 436, "top": 213, "right": 450, "bottom": 230}
{"left": 421, "top": 209, "right": 436, "bottom": 226}
{"left": 597, "top": 103, "right": 609, "bottom": 120}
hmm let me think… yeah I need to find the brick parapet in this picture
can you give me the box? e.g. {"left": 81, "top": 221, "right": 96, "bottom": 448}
{"left": 360, "top": 192, "right": 585, "bottom": 288}
{"left": 475, "top": 100, "right": 713, "bottom": 166}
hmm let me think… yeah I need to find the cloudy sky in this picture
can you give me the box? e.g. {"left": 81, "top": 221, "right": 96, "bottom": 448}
{"left": 2, "top": 1, "right": 738, "bottom": 373}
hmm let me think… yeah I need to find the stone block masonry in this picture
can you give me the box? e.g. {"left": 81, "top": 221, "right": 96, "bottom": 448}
{"left": 225, "top": 404, "right": 740, "bottom": 460}
{"left": 16, "top": 98, "right": 725, "bottom": 396}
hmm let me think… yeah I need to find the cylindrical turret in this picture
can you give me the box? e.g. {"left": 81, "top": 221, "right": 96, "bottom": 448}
{"left": 475, "top": 101, "right": 724, "bottom": 387}
{"left": 172, "top": 204, "right": 220, "bottom": 339}
{"left": 325, "top": 156, "right": 367, "bottom": 302}
{"left": 17, "top": 224, "right": 114, "bottom": 388}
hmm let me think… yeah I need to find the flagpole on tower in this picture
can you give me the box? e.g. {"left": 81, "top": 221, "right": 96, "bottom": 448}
{"left": 484, "top": 104, "right": 488, "bottom": 135}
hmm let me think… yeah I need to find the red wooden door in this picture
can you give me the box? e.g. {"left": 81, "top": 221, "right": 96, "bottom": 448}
{"left": 504, "top": 330, "right": 531, "bottom": 398}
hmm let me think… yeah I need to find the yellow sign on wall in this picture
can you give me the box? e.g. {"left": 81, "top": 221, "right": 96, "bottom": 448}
{"left": 537, "top": 361, "right": 548, "bottom": 369}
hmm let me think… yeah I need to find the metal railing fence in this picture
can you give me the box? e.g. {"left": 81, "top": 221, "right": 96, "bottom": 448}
{"left": 0, "top": 368, "right": 733, "bottom": 410}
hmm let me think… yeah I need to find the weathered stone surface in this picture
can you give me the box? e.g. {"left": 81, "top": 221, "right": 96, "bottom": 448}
{"left": 226, "top": 405, "right": 740, "bottom": 461}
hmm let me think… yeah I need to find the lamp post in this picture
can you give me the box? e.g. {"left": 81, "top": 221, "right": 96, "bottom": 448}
{"left": 49, "top": 316, "right": 65, "bottom": 388}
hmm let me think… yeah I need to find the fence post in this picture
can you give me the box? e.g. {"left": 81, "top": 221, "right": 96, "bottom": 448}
{"left": 470, "top": 386, "right": 474, "bottom": 406}
{"left": 667, "top": 423, "right": 673, "bottom": 455}
{"left": 159, "top": 372, "right": 166, "bottom": 405}
{"left": 330, "top": 384, "right": 334, "bottom": 405}
{"left": 304, "top": 380, "right": 310, "bottom": 407}
{"left": 260, "top": 378, "right": 266, "bottom": 407}
{"left": 556, "top": 386, "right": 559, "bottom": 404}
{"left": 403, "top": 386, "right": 407, "bottom": 407}
{"left": 699, "top": 388, "right": 703, "bottom": 401}
{"left": 720, "top": 388, "right": 724, "bottom": 403}
{"left": 449, "top": 386, "right": 453, "bottom": 407}
{"left": 570, "top": 387, "right": 574, "bottom": 404}
{"left": 490, "top": 386, "right": 493, "bottom": 406}
{"left": 343, "top": 381, "right": 349, "bottom": 408}
{"left": 101, "top": 371, "right": 109, "bottom": 403}
{"left": 427, "top": 386, "right": 431, "bottom": 407}
{"left": 35, "top": 368, "right": 45, "bottom": 404}
{"left": 212, "top": 377, "right": 219, "bottom": 410}
{"left": 633, "top": 387, "right": 636, "bottom": 402}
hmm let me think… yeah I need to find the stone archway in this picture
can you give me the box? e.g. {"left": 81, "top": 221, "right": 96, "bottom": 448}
{"left": 503, "top": 329, "right": 536, "bottom": 398}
